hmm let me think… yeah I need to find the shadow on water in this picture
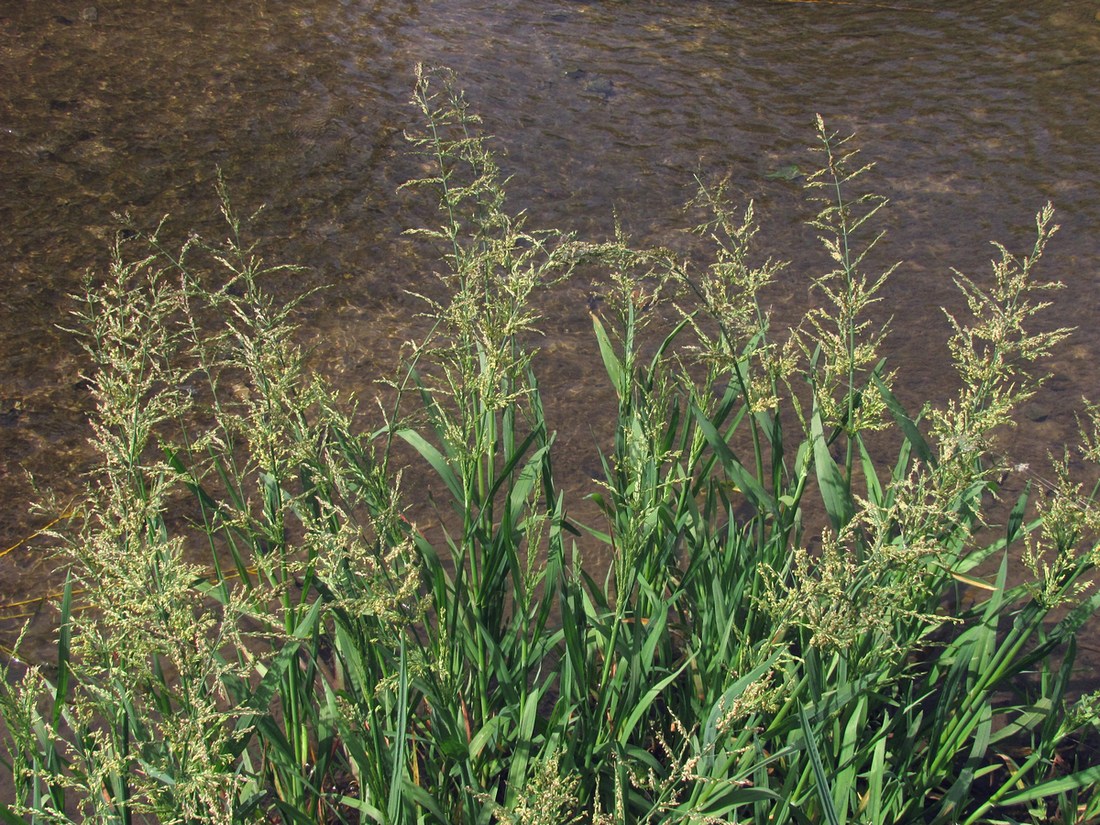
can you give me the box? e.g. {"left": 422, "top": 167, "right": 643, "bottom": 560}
{"left": 2, "top": 0, "right": 1100, "bottom": 673}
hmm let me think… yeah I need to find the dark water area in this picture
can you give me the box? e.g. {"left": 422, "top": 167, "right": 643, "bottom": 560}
{"left": 2, "top": 0, "right": 1100, "bottom": 666}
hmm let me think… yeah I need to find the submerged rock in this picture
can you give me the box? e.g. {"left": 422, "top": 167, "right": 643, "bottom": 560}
{"left": 765, "top": 163, "right": 805, "bottom": 182}
{"left": 563, "top": 67, "right": 616, "bottom": 100}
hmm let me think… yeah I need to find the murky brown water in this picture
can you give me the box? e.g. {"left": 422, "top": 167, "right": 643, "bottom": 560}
{"left": 2, "top": 0, "right": 1100, "bottom": 664}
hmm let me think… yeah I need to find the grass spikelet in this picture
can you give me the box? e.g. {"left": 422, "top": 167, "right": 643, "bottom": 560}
{"left": 2, "top": 71, "right": 1098, "bottom": 825}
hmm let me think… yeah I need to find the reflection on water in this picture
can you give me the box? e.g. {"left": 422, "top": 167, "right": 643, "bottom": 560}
{"left": 2, "top": 0, "right": 1100, "bottom": 662}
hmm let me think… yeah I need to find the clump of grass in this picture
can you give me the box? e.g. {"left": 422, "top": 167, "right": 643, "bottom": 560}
{"left": 2, "top": 66, "right": 1099, "bottom": 824}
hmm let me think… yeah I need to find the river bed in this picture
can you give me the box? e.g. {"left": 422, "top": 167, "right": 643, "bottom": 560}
{"left": 2, "top": 0, "right": 1100, "bottom": 666}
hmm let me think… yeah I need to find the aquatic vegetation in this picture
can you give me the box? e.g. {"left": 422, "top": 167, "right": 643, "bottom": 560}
{"left": 2, "top": 66, "right": 1099, "bottom": 824}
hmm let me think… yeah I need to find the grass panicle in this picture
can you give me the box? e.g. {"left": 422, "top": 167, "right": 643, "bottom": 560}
{"left": 2, "top": 68, "right": 1099, "bottom": 824}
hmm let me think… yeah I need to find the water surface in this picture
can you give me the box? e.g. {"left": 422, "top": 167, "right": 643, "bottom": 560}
{"left": 2, "top": 0, "right": 1100, "bottom": 663}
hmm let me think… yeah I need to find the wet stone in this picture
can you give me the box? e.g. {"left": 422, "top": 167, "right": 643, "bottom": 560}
{"left": 563, "top": 68, "right": 616, "bottom": 100}
{"left": 0, "top": 401, "right": 23, "bottom": 428}
{"left": 584, "top": 76, "right": 614, "bottom": 99}
{"left": 1022, "top": 402, "right": 1051, "bottom": 423}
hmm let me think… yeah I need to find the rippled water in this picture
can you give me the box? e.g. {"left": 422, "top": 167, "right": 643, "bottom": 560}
{"left": 2, "top": 0, "right": 1100, "bottom": 662}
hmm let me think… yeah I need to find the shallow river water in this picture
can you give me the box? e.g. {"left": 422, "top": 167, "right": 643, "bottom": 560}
{"left": 2, "top": 0, "right": 1100, "bottom": 665}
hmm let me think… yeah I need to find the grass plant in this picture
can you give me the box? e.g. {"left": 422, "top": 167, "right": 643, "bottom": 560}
{"left": 2, "top": 66, "right": 1100, "bottom": 823}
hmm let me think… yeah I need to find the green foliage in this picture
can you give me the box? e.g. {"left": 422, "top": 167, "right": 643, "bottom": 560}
{"left": 2, "top": 66, "right": 1099, "bottom": 824}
